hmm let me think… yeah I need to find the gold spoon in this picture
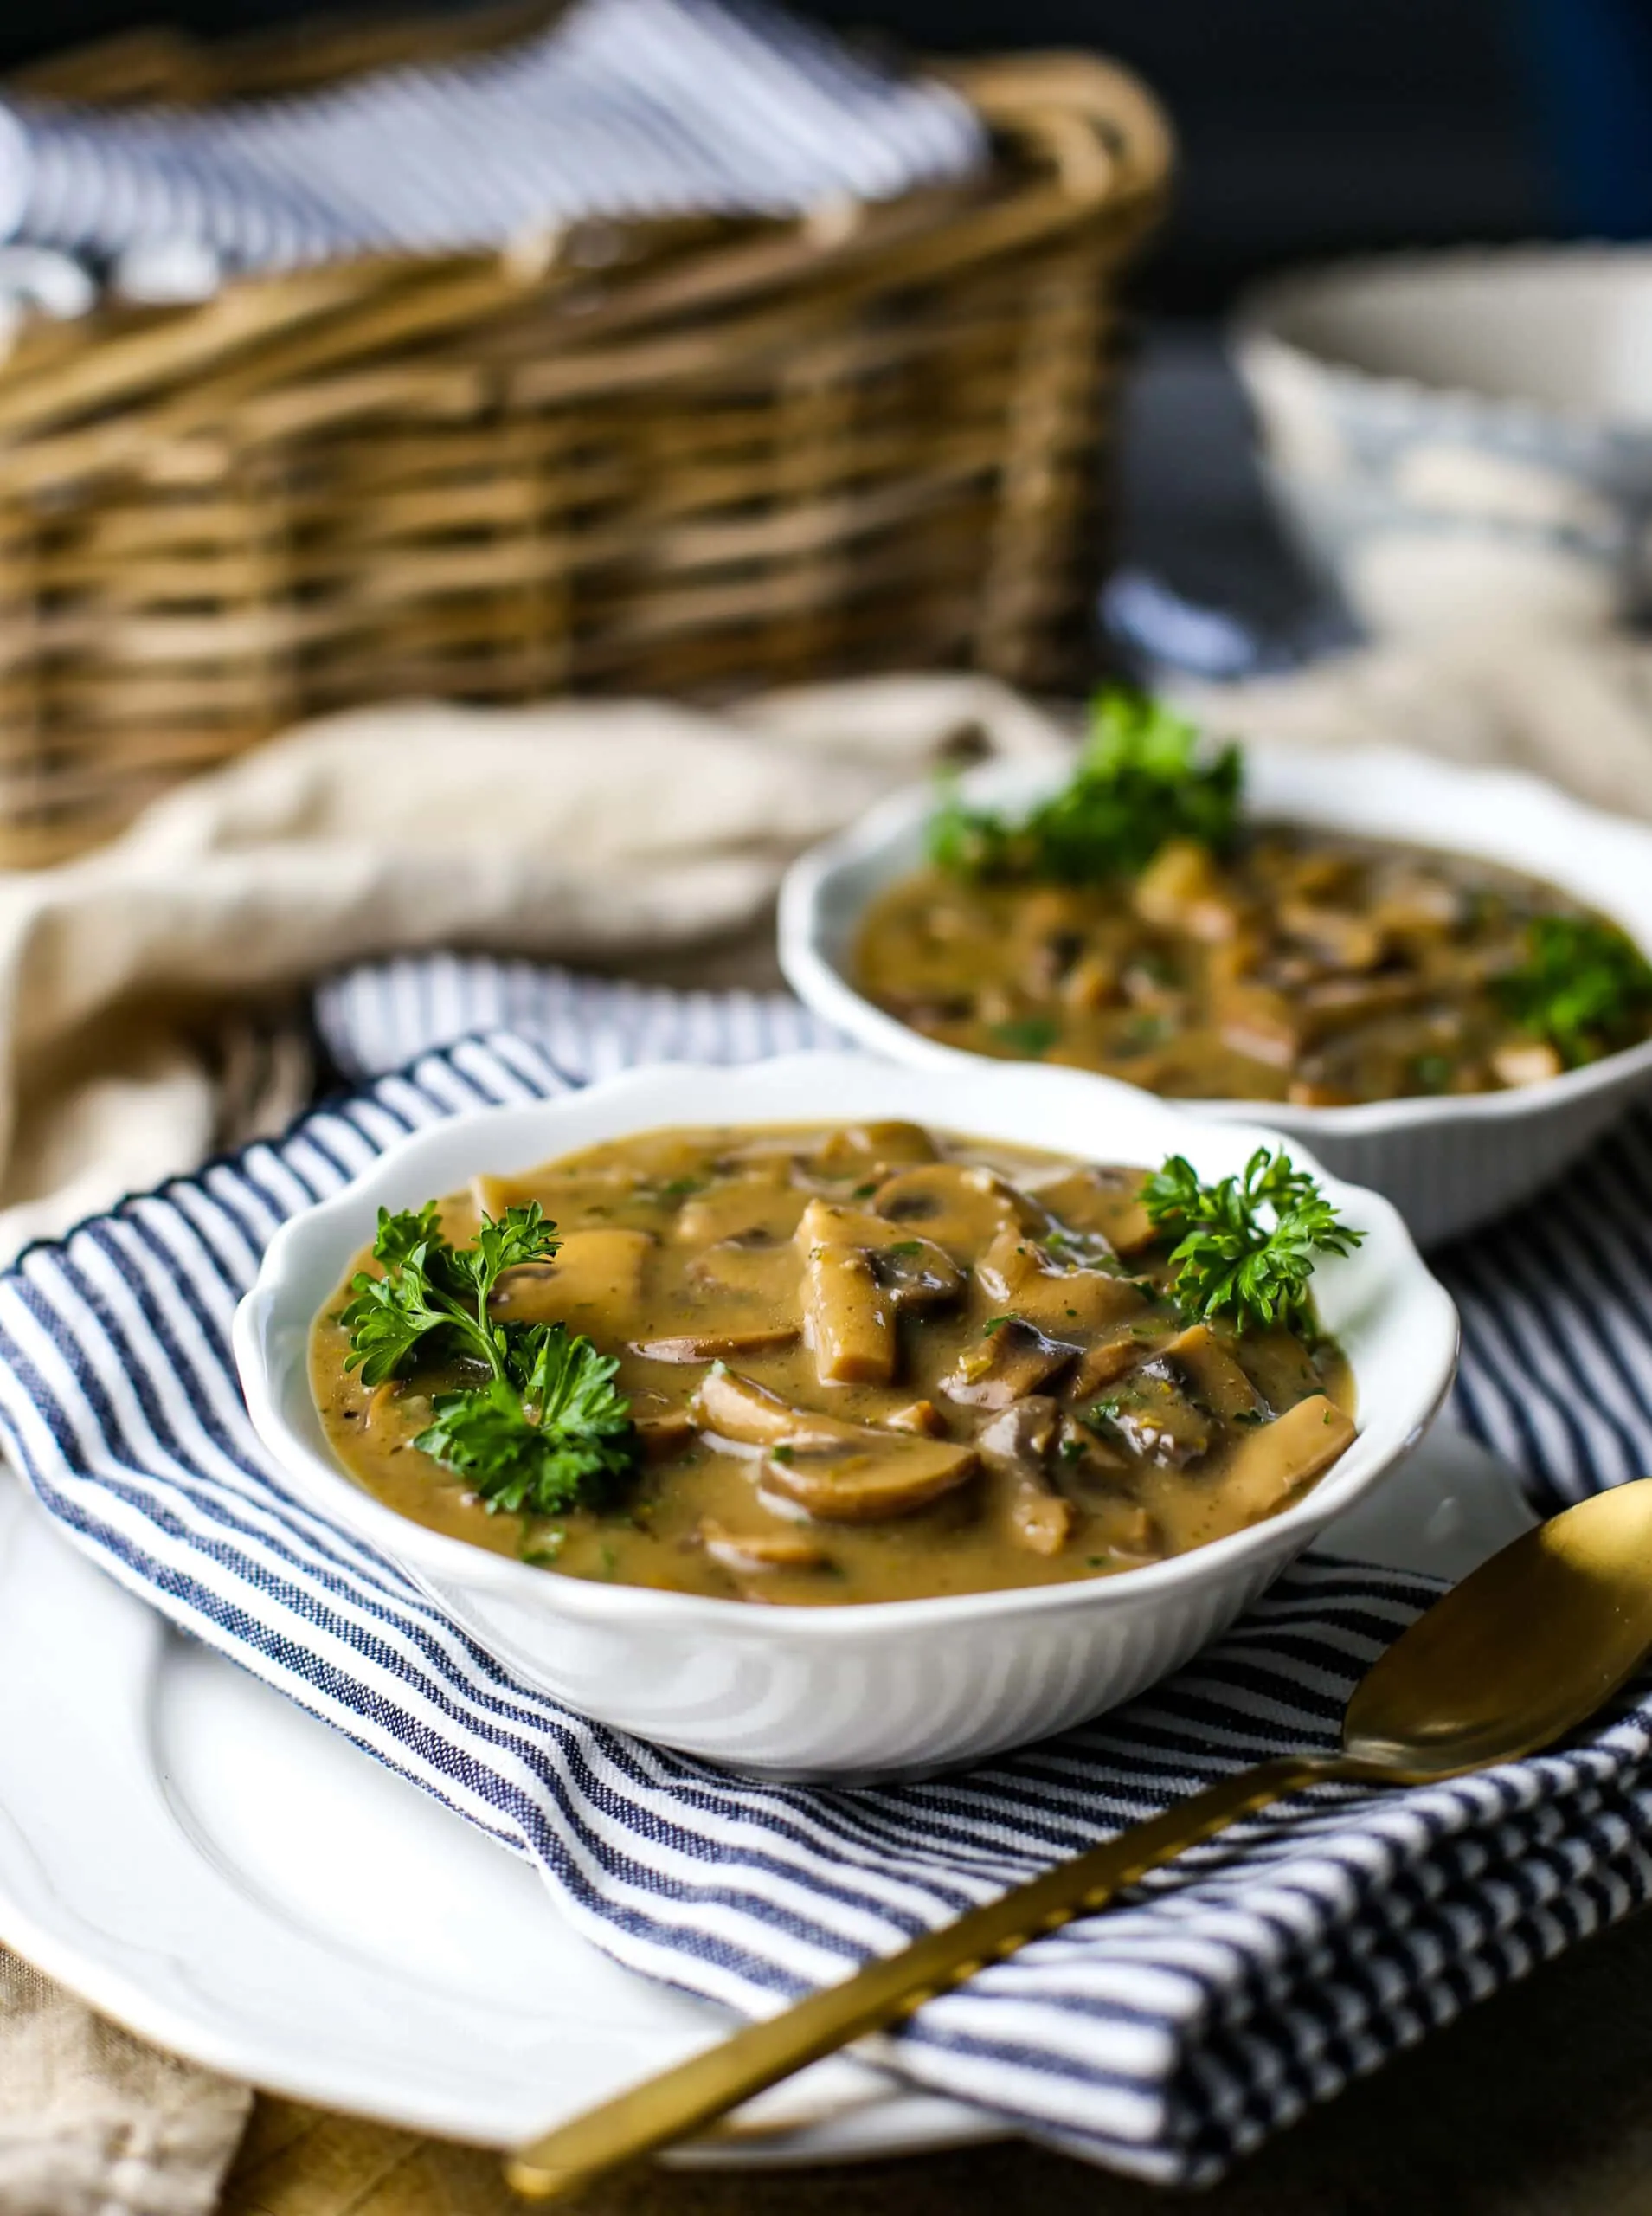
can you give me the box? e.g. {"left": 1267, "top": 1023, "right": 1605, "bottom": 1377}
{"left": 508, "top": 1477, "right": 1652, "bottom": 2200}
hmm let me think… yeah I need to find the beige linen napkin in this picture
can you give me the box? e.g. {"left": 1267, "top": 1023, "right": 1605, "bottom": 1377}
{"left": 0, "top": 674, "right": 1070, "bottom": 1261}
{"left": 1177, "top": 623, "right": 1652, "bottom": 824}
{"left": 0, "top": 1955, "right": 248, "bottom": 2216}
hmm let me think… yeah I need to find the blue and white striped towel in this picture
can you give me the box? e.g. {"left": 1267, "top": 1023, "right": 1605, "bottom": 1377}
{"left": 0, "top": 0, "right": 986, "bottom": 276}
{"left": 2, "top": 957, "right": 1652, "bottom": 2182}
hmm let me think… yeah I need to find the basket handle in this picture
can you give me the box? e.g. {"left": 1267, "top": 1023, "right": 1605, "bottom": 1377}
{"left": 947, "top": 54, "right": 1174, "bottom": 213}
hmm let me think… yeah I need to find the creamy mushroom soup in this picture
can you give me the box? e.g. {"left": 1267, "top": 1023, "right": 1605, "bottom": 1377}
{"left": 310, "top": 1122, "right": 1357, "bottom": 1606}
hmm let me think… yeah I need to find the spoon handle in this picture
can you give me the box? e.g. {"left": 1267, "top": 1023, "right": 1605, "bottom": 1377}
{"left": 505, "top": 1749, "right": 1337, "bottom": 2200}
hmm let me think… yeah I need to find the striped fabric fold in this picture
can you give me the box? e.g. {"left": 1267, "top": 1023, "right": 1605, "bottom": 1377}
{"left": 0, "top": 0, "right": 987, "bottom": 274}
{"left": 3, "top": 975, "right": 1652, "bottom": 2179}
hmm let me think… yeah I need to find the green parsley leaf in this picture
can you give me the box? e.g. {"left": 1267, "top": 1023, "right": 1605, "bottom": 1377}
{"left": 415, "top": 1323, "right": 636, "bottom": 1519}
{"left": 928, "top": 689, "right": 1242, "bottom": 888}
{"left": 1495, "top": 916, "right": 1652, "bottom": 1068}
{"left": 339, "top": 1201, "right": 560, "bottom": 1388}
{"left": 990, "top": 1015, "right": 1061, "bottom": 1058}
{"left": 1139, "top": 1147, "right": 1364, "bottom": 1335}
{"left": 342, "top": 1204, "right": 639, "bottom": 1519}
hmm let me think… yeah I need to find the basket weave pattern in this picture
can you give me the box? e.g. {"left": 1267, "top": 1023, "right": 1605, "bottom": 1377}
{"left": 0, "top": 17, "right": 1169, "bottom": 863}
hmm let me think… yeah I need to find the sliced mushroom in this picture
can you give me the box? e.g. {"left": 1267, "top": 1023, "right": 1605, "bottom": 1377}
{"left": 689, "top": 1369, "right": 978, "bottom": 1522}
{"left": 634, "top": 1408, "right": 696, "bottom": 1463}
{"left": 1053, "top": 1413, "right": 1128, "bottom": 1480}
{"left": 491, "top": 1227, "right": 654, "bottom": 1325}
{"left": 974, "top": 1221, "right": 1146, "bottom": 1334}
{"left": 1158, "top": 1324, "right": 1265, "bottom": 1421}
{"left": 975, "top": 1397, "right": 1072, "bottom": 1556}
{"left": 799, "top": 1242, "right": 896, "bottom": 1386}
{"left": 1090, "top": 1499, "right": 1167, "bottom": 1563}
{"left": 691, "top": 1368, "right": 853, "bottom": 1453}
{"left": 472, "top": 1168, "right": 643, "bottom": 1220}
{"left": 941, "top": 1317, "right": 1079, "bottom": 1408}
{"left": 1070, "top": 1331, "right": 1159, "bottom": 1399}
{"left": 1032, "top": 1166, "right": 1159, "bottom": 1257}
{"left": 1298, "top": 974, "right": 1426, "bottom": 1034}
{"left": 812, "top": 1121, "right": 939, "bottom": 1174}
{"left": 868, "top": 1162, "right": 1035, "bottom": 1260}
{"left": 885, "top": 1398, "right": 947, "bottom": 1436}
{"left": 700, "top": 1520, "right": 831, "bottom": 1574}
{"left": 763, "top": 1431, "right": 978, "bottom": 1524}
{"left": 635, "top": 1329, "right": 800, "bottom": 1362}
{"left": 1215, "top": 981, "right": 1305, "bottom": 1071}
{"left": 1091, "top": 1364, "right": 1213, "bottom": 1468}
{"left": 672, "top": 1176, "right": 806, "bottom": 1247}
{"left": 685, "top": 1229, "right": 800, "bottom": 1304}
{"left": 794, "top": 1197, "right": 961, "bottom": 1387}
{"left": 1217, "top": 1395, "right": 1355, "bottom": 1523}
{"left": 1277, "top": 898, "right": 1386, "bottom": 972}
{"left": 1133, "top": 837, "right": 1244, "bottom": 941}
{"left": 1492, "top": 1040, "right": 1564, "bottom": 1089}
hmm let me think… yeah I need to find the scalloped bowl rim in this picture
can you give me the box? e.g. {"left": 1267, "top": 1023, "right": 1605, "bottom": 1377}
{"left": 1232, "top": 242, "right": 1652, "bottom": 445}
{"left": 777, "top": 743, "right": 1652, "bottom": 1142}
{"left": 233, "top": 1053, "right": 1457, "bottom": 1641}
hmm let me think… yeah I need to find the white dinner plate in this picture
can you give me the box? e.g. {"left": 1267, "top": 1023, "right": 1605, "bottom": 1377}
{"left": 0, "top": 1422, "right": 1534, "bottom": 2165}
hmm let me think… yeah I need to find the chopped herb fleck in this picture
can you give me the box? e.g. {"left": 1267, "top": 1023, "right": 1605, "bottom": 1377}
{"left": 990, "top": 1016, "right": 1061, "bottom": 1059}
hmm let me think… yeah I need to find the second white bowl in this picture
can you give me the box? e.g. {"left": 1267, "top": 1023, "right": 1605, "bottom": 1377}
{"left": 234, "top": 1053, "right": 1456, "bottom": 1779}
{"left": 779, "top": 744, "right": 1652, "bottom": 1247}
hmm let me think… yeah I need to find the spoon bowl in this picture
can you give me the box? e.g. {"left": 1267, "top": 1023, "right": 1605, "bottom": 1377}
{"left": 1343, "top": 1477, "right": 1652, "bottom": 1780}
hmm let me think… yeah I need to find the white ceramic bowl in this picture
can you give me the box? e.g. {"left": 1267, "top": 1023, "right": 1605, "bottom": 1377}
{"left": 1232, "top": 247, "right": 1652, "bottom": 635}
{"left": 234, "top": 1053, "right": 1456, "bottom": 1781}
{"left": 779, "top": 744, "right": 1652, "bottom": 1248}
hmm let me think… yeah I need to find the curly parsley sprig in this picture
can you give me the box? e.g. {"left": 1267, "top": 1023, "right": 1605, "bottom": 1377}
{"left": 928, "top": 689, "right": 1243, "bottom": 886}
{"left": 1140, "top": 1147, "right": 1364, "bottom": 1335}
{"left": 340, "top": 1202, "right": 639, "bottom": 1517}
{"left": 1495, "top": 916, "right": 1652, "bottom": 1070}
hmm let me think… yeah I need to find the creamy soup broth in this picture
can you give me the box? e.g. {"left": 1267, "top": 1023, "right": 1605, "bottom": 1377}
{"left": 311, "top": 1122, "right": 1355, "bottom": 1606}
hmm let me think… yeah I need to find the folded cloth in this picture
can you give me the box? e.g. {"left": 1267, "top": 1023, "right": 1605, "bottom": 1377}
{"left": 0, "top": 674, "right": 1067, "bottom": 1266}
{"left": 0, "top": 0, "right": 985, "bottom": 277}
{"left": 4, "top": 1014, "right": 1652, "bottom": 2185}
{"left": 0, "top": 1952, "right": 248, "bottom": 2216}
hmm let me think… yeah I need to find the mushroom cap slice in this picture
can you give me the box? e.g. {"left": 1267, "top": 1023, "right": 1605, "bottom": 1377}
{"left": 691, "top": 1367, "right": 854, "bottom": 1453}
{"left": 792, "top": 1199, "right": 961, "bottom": 1307}
{"left": 762, "top": 1432, "right": 978, "bottom": 1524}
{"left": 974, "top": 1398, "right": 1073, "bottom": 1556}
{"left": 700, "top": 1521, "right": 832, "bottom": 1574}
{"left": 490, "top": 1228, "right": 654, "bottom": 1327}
{"left": 672, "top": 1177, "right": 807, "bottom": 1248}
{"left": 867, "top": 1163, "right": 1036, "bottom": 1261}
{"left": 1092, "top": 1363, "right": 1213, "bottom": 1468}
{"left": 974, "top": 1222, "right": 1146, "bottom": 1335}
{"left": 1158, "top": 1323, "right": 1264, "bottom": 1421}
{"left": 635, "top": 1329, "right": 800, "bottom": 1363}
{"left": 688, "top": 1367, "right": 978, "bottom": 1523}
{"left": 800, "top": 1242, "right": 897, "bottom": 1386}
{"left": 1219, "top": 1395, "right": 1355, "bottom": 1524}
{"left": 942, "top": 1317, "right": 1079, "bottom": 1408}
{"left": 793, "top": 1199, "right": 961, "bottom": 1388}
{"left": 1031, "top": 1166, "right": 1160, "bottom": 1258}
{"left": 685, "top": 1230, "right": 800, "bottom": 1305}
{"left": 810, "top": 1121, "right": 939, "bottom": 1174}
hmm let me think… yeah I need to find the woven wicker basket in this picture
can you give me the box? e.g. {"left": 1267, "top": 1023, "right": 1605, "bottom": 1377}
{"left": 0, "top": 10, "right": 1170, "bottom": 864}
